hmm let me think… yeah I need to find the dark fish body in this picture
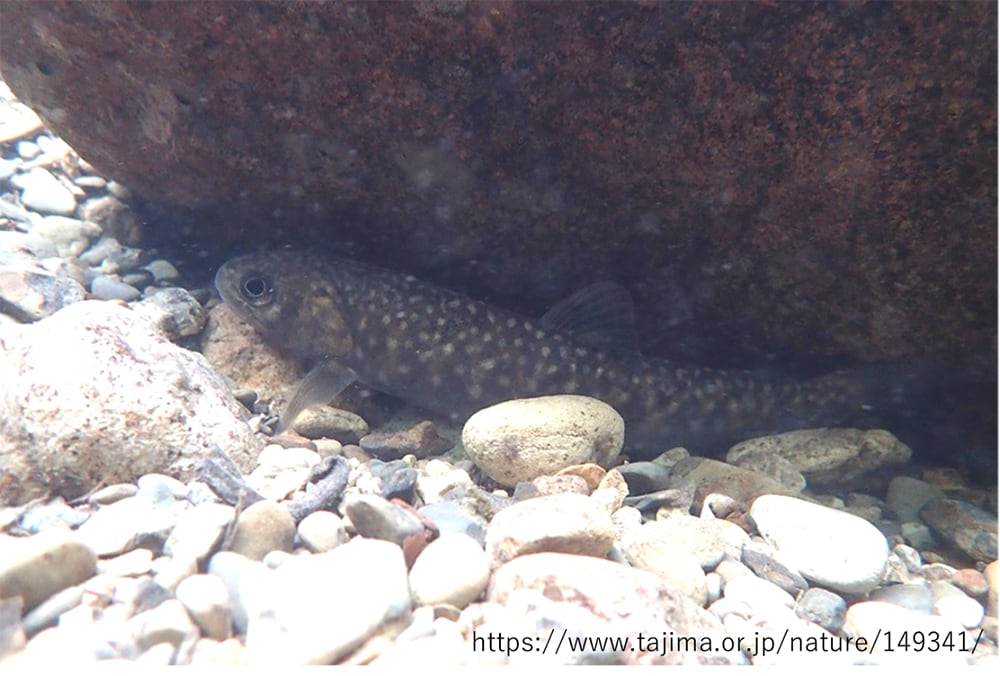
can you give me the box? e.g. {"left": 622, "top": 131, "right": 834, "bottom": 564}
{"left": 215, "top": 251, "right": 879, "bottom": 458}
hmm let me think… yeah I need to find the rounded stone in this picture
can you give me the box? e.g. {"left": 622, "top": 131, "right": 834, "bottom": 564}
{"left": 176, "top": 573, "right": 233, "bottom": 640}
{"left": 226, "top": 501, "right": 296, "bottom": 561}
{"left": 795, "top": 587, "right": 846, "bottom": 634}
{"left": 297, "top": 510, "right": 349, "bottom": 553}
{"left": 291, "top": 405, "right": 369, "bottom": 443}
{"left": 869, "top": 582, "right": 934, "bottom": 613}
{"left": 90, "top": 275, "right": 141, "bottom": 302}
{"left": 409, "top": 533, "right": 490, "bottom": 608}
{"left": 10, "top": 167, "right": 77, "bottom": 214}
{"left": 930, "top": 581, "right": 985, "bottom": 629}
{"left": 342, "top": 494, "right": 424, "bottom": 546}
{"left": 886, "top": 476, "right": 945, "bottom": 522}
{"left": 462, "top": 395, "right": 624, "bottom": 486}
{"left": 485, "top": 492, "right": 614, "bottom": 567}
{"left": 618, "top": 523, "right": 709, "bottom": 605}
{"left": 750, "top": 494, "right": 889, "bottom": 594}
{"left": 919, "top": 498, "right": 997, "bottom": 562}
{"left": 0, "top": 531, "right": 97, "bottom": 611}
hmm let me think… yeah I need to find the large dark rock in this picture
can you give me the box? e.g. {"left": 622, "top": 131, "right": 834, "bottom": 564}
{"left": 0, "top": 1, "right": 994, "bottom": 368}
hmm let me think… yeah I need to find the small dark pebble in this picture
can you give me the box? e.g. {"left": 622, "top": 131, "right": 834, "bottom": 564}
{"left": 285, "top": 455, "right": 351, "bottom": 523}
{"left": 742, "top": 547, "right": 809, "bottom": 597}
{"left": 231, "top": 388, "right": 258, "bottom": 410}
{"left": 380, "top": 468, "right": 419, "bottom": 504}
{"left": 623, "top": 487, "right": 695, "bottom": 514}
{"left": 341, "top": 444, "right": 372, "bottom": 463}
{"left": 359, "top": 420, "right": 453, "bottom": 460}
{"left": 197, "top": 447, "right": 265, "bottom": 508}
{"left": 615, "top": 461, "right": 673, "bottom": 495}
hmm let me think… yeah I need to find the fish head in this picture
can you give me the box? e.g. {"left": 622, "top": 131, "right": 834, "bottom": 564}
{"left": 214, "top": 252, "right": 355, "bottom": 362}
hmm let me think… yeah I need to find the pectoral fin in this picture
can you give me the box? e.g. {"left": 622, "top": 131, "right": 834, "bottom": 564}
{"left": 278, "top": 359, "right": 359, "bottom": 432}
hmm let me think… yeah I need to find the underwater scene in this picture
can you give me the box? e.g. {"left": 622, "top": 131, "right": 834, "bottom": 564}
{"left": 0, "top": 0, "right": 996, "bottom": 666}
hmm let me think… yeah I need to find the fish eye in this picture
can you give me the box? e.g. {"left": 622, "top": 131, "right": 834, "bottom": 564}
{"left": 239, "top": 273, "right": 274, "bottom": 306}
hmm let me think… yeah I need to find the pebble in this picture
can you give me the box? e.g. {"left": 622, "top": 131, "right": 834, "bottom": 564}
{"left": 291, "top": 405, "right": 370, "bottom": 443}
{"left": 90, "top": 483, "right": 138, "bottom": 505}
{"left": 462, "top": 395, "right": 624, "bottom": 486}
{"left": 726, "top": 450, "right": 807, "bottom": 493}
{"left": 226, "top": 501, "right": 296, "bottom": 561}
{"left": 360, "top": 420, "right": 452, "bottom": 460}
{"left": 0, "top": 531, "right": 96, "bottom": 612}
{"left": 647, "top": 512, "right": 747, "bottom": 569}
{"left": 985, "top": 560, "right": 998, "bottom": 616}
{"left": 869, "top": 583, "right": 934, "bottom": 613}
{"left": 415, "top": 460, "right": 474, "bottom": 504}
{"left": 726, "top": 428, "right": 911, "bottom": 485}
{"left": 618, "top": 523, "right": 709, "bottom": 604}
{"left": 128, "top": 598, "right": 198, "bottom": 651}
{"left": 73, "top": 175, "right": 107, "bottom": 190}
{"left": 950, "top": 568, "right": 989, "bottom": 598}
{"left": 919, "top": 498, "right": 997, "bottom": 561}
{"left": 296, "top": 510, "right": 349, "bottom": 553}
{"left": 29, "top": 215, "right": 100, "bottom": 258}
{"left": 900, "top": 521, "right": 936, "bottom": 550}
{"left": 668, "top": 457, "right": 799, "bottom": 509}
{"left": 9, "top": 167, "right": 77, "bottom": 215}
{"left": 77, "top": 194, "right": 140, "bottom": 243}
{"left": 143, "top": 258, "right": 180, "bottom": 283}
{"left": 722, "top": 574, "right": 796, "bottom": 617}
{"left": 930, "top": 580, "right": 985, "bottom": 629}
{"left": 886, "top": 476, "right": 945, "bottom": 522}
{"left": 75, "top": 494, "right": 179, "bottom": 557}
{"left": 0, "top": 260, "right": 86, "bottom": 321}
{"left": 90, "top": 274, "right": 141, "bottom": 301}
{"left": 750, "top": 494, "right": 889, "bottom": 594}
{"left": 97, "top": 548, "right": 154, "bottom": 577}
{"left": 417, "top": 501, "right": 487, "bottom": 544}
{"left": 843, "top": 601, "right": 968, "bottom": 665}
{"left": 409, "top": 533, "right": 490, "bottom": 608}
{"left": 795, "top": 587, "right": 847, "bottom": 634}
{"left": 342, "top": 494, "right": 425, "bottom": 546}
{"left": 741, "top": 545, "right": 809, "bottom": 596}
{"left": 614, "top": 461, "right": 673, "bottom": 495}
{"left": 163, "top": 502, "right": 235, "bottom": 564}
{"left": 484, "top": 492, "right": 614, "bottom": 567}
{"left": 244, "top": 538, "right": 412, "bottom": 664}
{"left": 15, "top": 140, "right": 40, "bottom": 159}
{"left": 17, "top": 498, "right": 89, "bottom": 533}
{"left": 175, "top": 574, "right": 232, "bottom": 641}
{"left": 488, "top": 552, "right": 741, "bottom": 665}
{"left": 132, "top": 286, "right": 206, "bottom": 339}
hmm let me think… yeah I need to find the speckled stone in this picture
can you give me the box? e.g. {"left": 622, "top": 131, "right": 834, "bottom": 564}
{"left": 919, "top": 499, "right": 998, "bottom": 562}
{"left": 484, "top": 492, "right": 614, "bottom": 567}
{"left": 795, "top": 587, "right": 846, "bottom": 634}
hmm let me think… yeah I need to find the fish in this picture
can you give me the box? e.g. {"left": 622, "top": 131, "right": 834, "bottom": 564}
{"left": 215, "top": 250, "right": 901, "bottom": 459}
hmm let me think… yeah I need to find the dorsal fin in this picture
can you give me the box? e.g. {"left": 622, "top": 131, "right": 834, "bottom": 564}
{"left": 540, "top": 281, "right": 640, "bottom": 356}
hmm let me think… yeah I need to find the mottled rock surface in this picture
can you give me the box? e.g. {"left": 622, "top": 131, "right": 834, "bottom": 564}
{"left": 0, "top": 300, "right": 262, "bottom": 505}
{"left": 0, "top": 1, "right": 993, "bottom": 369}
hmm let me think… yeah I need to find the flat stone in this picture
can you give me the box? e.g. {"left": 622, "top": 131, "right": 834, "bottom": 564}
{"left": 727, "top": 428, "right": 911, "bottom": 485}
{"left": 90, "top": 274, "right": 141, "bottom": 301}
{"left": 722, "top": 574, "right": 796, "bottom": 617}
{"left": 342, "top": 494, "right": 425, "bottom": 546}
{"left": 417, "top": 501, "right": 487, "bottom": 544}
{"left": 462, "top": 395, "right": 624, "bottom": 486}
{"left": 0, "top": 531, "right": 96, "bottom": 612}
{"left": 919, "top": 498, "right": 997, "bottom": 562}
{"left": 76, "top": 494, "right": 180, "bottom": 557}
{"left": 615, "top": 461, "right": 673, "bottom": 495}
{"left": 669, "top": 457, "right": 800, "bottom": 510}
{"left": 0, "top": 262, "right": 86, "bottom": 322}
{"left": 844, "top": 601, "right": 968, "bottom": 665}
{"left": 484, "top": 492, "right": 614, "bottom": 567}
{"left": 749, "top": 494, "right": 889, "bottom": 594}
{"left": 291, "top": 405, "right": 369, "bottom": 443}
{"left": 741, "top": 545, "right": 809, "bottom": 597}
{"left": 360, "top": 420, "right": 452, "bottom": 460}
{"left": 10, "top": 167, "right": 76, "bottom": 214}
{"left": 409, "top": 533, "right": 490, "bottom": 608}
